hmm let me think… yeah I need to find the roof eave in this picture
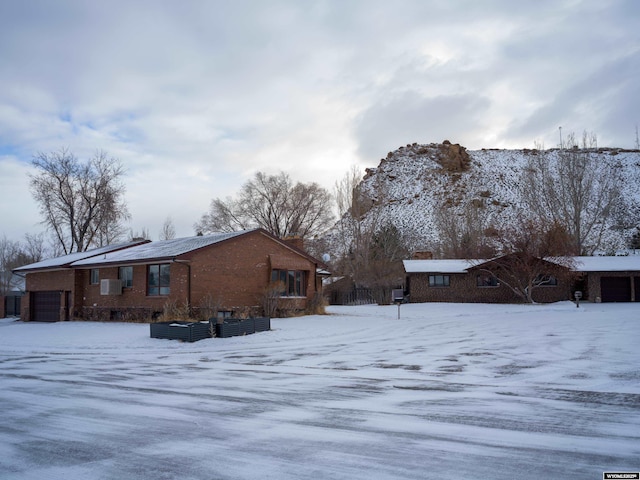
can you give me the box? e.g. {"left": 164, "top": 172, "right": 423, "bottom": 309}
{"left": 71, "top": 256, "right": 180, "bottom": 269}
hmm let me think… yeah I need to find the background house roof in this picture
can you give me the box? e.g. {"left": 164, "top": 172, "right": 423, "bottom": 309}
{"left": 404, "top": 256, "right": 640, "bottom": 274}
{"left": 572, "top": 256, "right": 640, "bottom": 272}
{"left": 403, "top": 259, "right": 475, "bottom": 274}
{"left": 71, "top": 231, "right": 251, "bottom": 267}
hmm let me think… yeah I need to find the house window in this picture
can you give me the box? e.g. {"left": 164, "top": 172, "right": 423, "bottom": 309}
{"left": 477, "top": 274, "right": 499, "bottom": 287}
{"left": 148, "top": 264, "right": 170, "bottom": 296}
{"left": 90, "top": 269, "right": 99, "bottom": 285}
{"left": 271, "top": 269, "right": 306, "bottom": 297}
{"left": 119, "top": 266, "right": 133, "bottom": 288}
{"left": 535, "top": 274, "right": 558, "bottom": 286}
{"left": 428, "top": 275, "right": 450, "bottom": 287}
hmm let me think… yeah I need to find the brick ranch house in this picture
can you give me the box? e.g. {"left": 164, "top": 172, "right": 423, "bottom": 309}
{"left": 13, "top": 229, "right": 327, "bottom": 322}
{"left": 403, "top": 256, "right": 640, "bottom": 303}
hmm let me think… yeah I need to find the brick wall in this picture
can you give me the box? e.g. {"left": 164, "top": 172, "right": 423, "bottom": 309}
{"left": 408, "top": 272, "right": 571, "bottom": 303}
{"left": 77, "top": 263, "right": 189, "bottom": 317}
{"left": 186, "top": 230, "right": 317, "bottom": 312}
{"left": 26, "top": 269, "right": 76, "bottom": 292}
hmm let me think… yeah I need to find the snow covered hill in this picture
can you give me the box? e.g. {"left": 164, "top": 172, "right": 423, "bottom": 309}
{"left": 349, "top": 141, "right": 640, "bottom": 254}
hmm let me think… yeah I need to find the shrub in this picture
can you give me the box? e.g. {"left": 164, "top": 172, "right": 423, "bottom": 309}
{"left": 306, "top": 293, "right": 327, "bottom": 315}
{"left": 195, "top": 293, "right": 222, "bottom": 320}
{"left": 158, "top": 300, "right": 191, "bottom": 322}
{"left": 262, "top": 281, "right": 284, "bottom": 317}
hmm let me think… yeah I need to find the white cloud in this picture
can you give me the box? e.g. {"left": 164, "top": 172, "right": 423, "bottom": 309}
{"left": 0, "top": 158, "right": 41, "bottom": 238}
{"left": 0, "top": 0, "right": 638, "bottom": 242}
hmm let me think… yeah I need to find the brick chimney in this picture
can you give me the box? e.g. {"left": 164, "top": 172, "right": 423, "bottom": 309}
{"left": 412, "top": 251, "right": 433, "bottom": 260}
{"left": 283, "top": 236, "right": 304, "bottom": 251}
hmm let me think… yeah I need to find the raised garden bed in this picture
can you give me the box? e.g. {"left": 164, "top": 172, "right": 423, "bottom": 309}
{"left": 149, "top": 321, "right": 213, "bottom": 343}
{"left": 216, "top": 317, "right": 271, "bottom": 338}
{"left": 150, "top": 317, "right": 270, "bottom": 342}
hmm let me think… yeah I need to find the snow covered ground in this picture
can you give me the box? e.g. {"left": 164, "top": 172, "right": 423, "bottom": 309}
{"left": 0, "top": 302, "right": 638, "bottom": 480}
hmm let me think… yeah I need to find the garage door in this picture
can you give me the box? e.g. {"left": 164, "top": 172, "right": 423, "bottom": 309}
{"left": 635, "top": 277, "right": 640, "bottom": 302}
{"left": 600, "top": 277, "right": 631, "bottom": 302}
{"left": 31, "top": 291, "right": 61, "bottom": 322}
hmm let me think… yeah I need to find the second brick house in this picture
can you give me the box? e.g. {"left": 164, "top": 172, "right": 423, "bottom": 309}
{"left": 403, "top": 255, "right": 640, "bottom": 303}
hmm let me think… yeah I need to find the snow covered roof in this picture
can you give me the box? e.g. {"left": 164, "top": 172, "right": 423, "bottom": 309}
{"left": 572, "top": 255, "right": 640, "bottom": 272}
{"left": 12, "top": 229, "right": 326, "bottom": 274}
{"left": 403, "top": 259, "right": 476, "bottom": 273}
{"left": 71, "top": 231, "right": 252, "bottom": 267}
{"left": 13, "top": 240, "right": 149, "bottom": 272}
{"left": 404, "top": 256, "right": 640, "bottom": 273}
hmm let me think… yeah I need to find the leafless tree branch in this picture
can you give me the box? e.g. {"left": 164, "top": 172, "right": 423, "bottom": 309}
{"left": 29, "top": 148, "right": 130, "bottom": 253}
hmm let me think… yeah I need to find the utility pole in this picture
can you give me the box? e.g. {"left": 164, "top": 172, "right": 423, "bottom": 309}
{"left": 559, "top": 126, "right": 563, "bottom": 149}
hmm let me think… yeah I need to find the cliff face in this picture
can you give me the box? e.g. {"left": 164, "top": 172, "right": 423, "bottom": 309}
{"left": 348, "top": 141, "right": 640, "bottom": 254}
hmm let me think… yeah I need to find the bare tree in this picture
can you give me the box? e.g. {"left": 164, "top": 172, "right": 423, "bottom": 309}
{"left": 334, "top": 165, "right": 362, "bottom": 221}
{"left": 365, "top": 223, "right": 410, "bottom": 291}
{"left": 331, "top": 167, "right": 377, "bottom": 287}
{"left": 196, "top": 197, "right": 249, "bottom": 235}
{"left": 159, "top": 217, "right": 176, "bottom": 240}
{"left": 22, "top": 232, "right": 46, "bottom": 263}
{"left": 129, "top": 227, "right": 151, "bottom": 241}
{"left": 433, "top": 199, "right": 496, "bottom": 259}
{"left": 475, "top": 219, "right": 576, "bottom": 303}
{"left": 93, "top": 208, "right": 130, "bottom": 247}
{"left": 329, "top": 167, "right": 412, "bottom": 296}
{"left": 29, "top": 149, "right": 130, "bottom": 253}
{"left": 0, "top": 236, "right": 22, "bottom": 294}
{"left": 1, "top": 234, "right": 47, "bottom": 294}
{"left": 195, "top": 171, "right": 334, "bottom": 240}
{"left": 522, "top": 132, "right": 624, "bottom": 255}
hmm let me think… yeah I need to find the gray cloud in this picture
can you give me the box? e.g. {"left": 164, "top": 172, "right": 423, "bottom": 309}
{"left": 355, "top": 91, "right": 491, "bottom": 160}
{"left": 510, "top": 49, "right": 640, "bottom": 146}
{"left": 0, "top": 0, "right": 638, "bottom": 240}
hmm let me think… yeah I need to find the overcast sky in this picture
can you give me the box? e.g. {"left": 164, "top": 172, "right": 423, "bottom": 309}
{"left": 1, "top": 0, "right": 638, "bottom": 243}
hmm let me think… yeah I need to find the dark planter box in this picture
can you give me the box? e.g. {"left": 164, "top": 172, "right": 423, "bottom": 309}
{"left": 150, "top": 321, "right": 213, "bottom": 342}
{"left": 253, "top": 317, "right": 270, "bottom": 332}
{"left": 216, "top": 320, "right": 240, "bottom": 338}
{"left": 151, "top": 318, "right": 270, "bottom": 341}
{"left": 216, "top": 317, "right": 271, "bottom": 338}
{"left": 149, "top": 322, "right": 172, "bottom": 339}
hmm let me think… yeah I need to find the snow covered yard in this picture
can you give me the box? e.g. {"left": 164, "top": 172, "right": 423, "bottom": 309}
{"left": 0, "top": 302, "right": 638, "bottom": 480}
